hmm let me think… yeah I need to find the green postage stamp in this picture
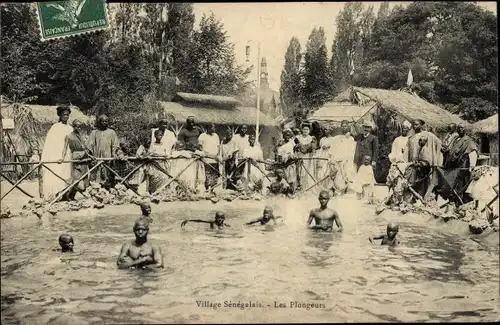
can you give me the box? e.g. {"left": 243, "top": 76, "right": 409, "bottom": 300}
{"left": 36, "top": 0, "right": 109, "bottom": 41}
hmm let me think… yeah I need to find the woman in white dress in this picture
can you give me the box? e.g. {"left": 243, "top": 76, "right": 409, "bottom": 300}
{"left": 295, "top": 123, "right": 317, "bottom": 191}
{"left": 314, "top": 127, "right": 335, "bottom": 193}
{"left": 41, "top": 105, "right": 73, "bottom": 199}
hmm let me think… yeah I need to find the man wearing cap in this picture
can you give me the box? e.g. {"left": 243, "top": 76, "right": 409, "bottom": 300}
{"left": 330, "top": 120, "right": 356, "bottom": 193}
{"left": 354, "top": 121, "right": 378, "bottom": 171}
{"left": 389, "top": 120, "right": 412, "bottom": 164}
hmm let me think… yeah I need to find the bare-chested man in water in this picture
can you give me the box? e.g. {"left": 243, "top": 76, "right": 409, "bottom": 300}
{"left": 307, "top": 190, "right": 343, "bottom": 232}
{"left": 246, "top": 206, "right": 282, "bottom": 226}
{"left": 369, "top": 222, "right": 400, "bottom": 246}
{"left": 181, "top": 211, "right": 230, "bottom": 229}
{"left": 117, "top": 218, "right": 164, "bottom": 269}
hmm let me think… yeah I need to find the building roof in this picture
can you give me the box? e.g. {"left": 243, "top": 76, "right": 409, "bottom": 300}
{"left": 158, "top": 101, "right": 277, "bottom": 126}
{"left": 172, "top": 92, "right": 240, "bottom": 108}
{"left": 473, "top": 113, "right": 498, "bottom": 134}
{"left": 1, "top": 102, "right": 94, "bottom": 125}
{"left": 329, "top": 86, "right": 470, "bottom": 130}
{"left": 309, "top": 102, "right": 375, "bottom": 122}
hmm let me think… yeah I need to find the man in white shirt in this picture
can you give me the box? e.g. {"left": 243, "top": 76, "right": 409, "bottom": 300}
{"left": 389, "top": 120, "right": 411, "bottom": 164}
{"left": 151, "top": 118, "right": 176, "bottom": 156}
{"left": 233, "top": 124, "right": 250, "bottom": 158}
{"left": 199, "top": 124, "right": 220, "bottom": 159}
{"left": 241, "top": 135, "right": 267, "bottom": 192}
{"left": 199, "top": 124, "right": 220, "bottom": 189}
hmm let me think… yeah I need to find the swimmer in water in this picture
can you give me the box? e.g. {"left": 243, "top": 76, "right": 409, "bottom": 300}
{"left": 54, "top": 234, "right": 74, "bottom": 253}
{"left": 117, "top": 218, "right": 164, "bottom": 269}
{"left": 139, "top": 202, "right": 153, "bottom": 223}
{"left": 369, "top": 222, "right": 400, "bottom": 246}
{"left": 246, "top": 206, "right": 282, "bottom": 226}
{"left": 307, "top": 190, "right": 343, "bottom": 232}
{"left": 181, "top": 211, "right": 230, "bottom": 229}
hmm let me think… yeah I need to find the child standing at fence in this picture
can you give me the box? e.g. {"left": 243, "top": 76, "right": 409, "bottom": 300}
{"left": 354, "top": 155, "right": 375, "bottom": 200}
{"left": 28, "top": 148, "right": 41, "bottom": 180}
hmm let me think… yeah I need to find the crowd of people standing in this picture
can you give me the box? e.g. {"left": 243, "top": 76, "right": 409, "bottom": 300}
{"left": 38, "top": 104, "right": 479, "bottom": 206}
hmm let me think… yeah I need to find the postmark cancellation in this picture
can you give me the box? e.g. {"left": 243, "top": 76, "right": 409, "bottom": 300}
{"left": 35, "top": 0, "right": 109, "bottom": 41}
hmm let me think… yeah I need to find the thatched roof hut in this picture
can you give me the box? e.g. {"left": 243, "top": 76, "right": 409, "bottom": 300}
{"left": 158, "top": 93, "right": 277, "bottom": 126}
{"left": 310, "top": 86, "right": 470, "bottom": 131}
{"left": 473, "top": 114, "right": 498, "bottom": 166}
{"left": 472, "top": 113, "right": 498, "bottom": 134}
{"left": 158, "top": 92, "right": 280, "bottom": 158}
{"left": 309, "top": 86, "right": 472, "bottom": 182}
{"left": 1, "top": 101, "right": 94, "bottom": 157}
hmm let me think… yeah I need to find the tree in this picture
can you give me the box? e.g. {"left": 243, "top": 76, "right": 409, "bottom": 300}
{"left": 182, "top": 13, "right": 251, "bottom": 96}
{"left": 330, "top": 2, "right": 365, "bottom": 95}
{"left": 358, "top": 1, "right": 498, "bottom": 121}
{"left": 280, "top": 37, "right": 303, "bottom": 117}
{"left": 302, "top": 27, "right": 330, "bottom": 109}
{"left": 0, "top": 3, "right": 57, "bottom": 102}
{"left": 108, "top": 3, "right": 143, "bottom": 45}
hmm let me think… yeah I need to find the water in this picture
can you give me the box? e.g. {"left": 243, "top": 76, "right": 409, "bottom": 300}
{"left": 1, "top": 197, "right": 498, "bottom": 324}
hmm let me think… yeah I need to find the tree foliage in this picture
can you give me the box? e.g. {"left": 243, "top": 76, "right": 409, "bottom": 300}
{"left": 302, "top": 27, "right": 331, "bottom": 109}
{"left": 1, "top": 2, "right": 249, "bottom": 122}
{"left": 181, "top": 13, "right": 251, "bottom": 97}
{"left": 280, "top": 37, "right": 303, "bottom": 117}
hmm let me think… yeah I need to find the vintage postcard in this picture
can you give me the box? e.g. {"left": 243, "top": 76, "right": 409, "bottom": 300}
{"left": 0, "top": 1, "right": 498, "bottom": 324}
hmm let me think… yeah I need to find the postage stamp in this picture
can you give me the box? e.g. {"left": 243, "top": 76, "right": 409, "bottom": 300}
{"left": 35, "top": 0, "right": 109, "bottom": 41}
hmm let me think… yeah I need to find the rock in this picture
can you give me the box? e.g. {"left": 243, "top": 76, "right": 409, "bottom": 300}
{"left": 210, "top": 197, "right": 220, "bottom": 204}
{"left": 469, "top": 216, "right": 490, "bottom": 234}
{"left": 375, "top": 206, "right": 386, "bottom": 215}
{"left": 46, "top": 206, "right": 58, "bottom": 215}
{"left": 1, "top": 206, "right": 12, "bottom": 218}
{"left": 93, "top": 202, "right": 104, "bottom": 209}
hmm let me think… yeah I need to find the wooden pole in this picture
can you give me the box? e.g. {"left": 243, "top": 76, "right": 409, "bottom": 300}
{"left": 48, "top": 161, "right": 104, "bottom": 206}
{"left": 152, "top": 158, "right": 197, "bottom": 194}
{"left": 0, "top": 162, "right": 42, "bottom": 200}
{"left": 41, "top": 164, "right": 88, "bottom": 198}
{"left": 0, "top": 173, "right": 34, "bottom": 198}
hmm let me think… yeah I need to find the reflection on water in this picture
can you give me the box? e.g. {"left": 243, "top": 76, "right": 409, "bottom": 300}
{"left": 1, "top": 198, "right": 498, "bottom": 324}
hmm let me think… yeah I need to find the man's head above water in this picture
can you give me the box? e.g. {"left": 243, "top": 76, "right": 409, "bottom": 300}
{"left": 214, "top": 211, "right": 225, "bottom": 226}
{"left": 58, "top": 234, "right": 74, "bottom": 253}
{"left": 140, "top": 202, "right": 151, "bottom": 217}
{"left": 386, "top": 222, "right": 399, "bottom": 239}
{"left": 133, "top": 218, "right": 150, "bottom": 240}
{"left": 318, "top": 190, "right": 330, "bottom": 207}
{"left": 263, "top": 206, "right": 274, "bottom": 219}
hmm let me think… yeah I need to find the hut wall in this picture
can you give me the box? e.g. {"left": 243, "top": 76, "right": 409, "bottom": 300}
{"left": 490, "top": 134, "right": 498, "bottom": 166}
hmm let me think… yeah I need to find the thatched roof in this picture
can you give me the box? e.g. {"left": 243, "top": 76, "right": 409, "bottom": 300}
{"left": 172, "top": 92, "right": 240, "bottom": 108}
{"left": 473, "top": 114, "right": 498, "bottom": 134}
{"left": 309, "top": 102, "right": 376, "bottom": 125}
{"left": 158, "top": 101, "right": 277, "bottom": 126}
{"left": 1, "top": 102, "right": 94, "bottom": 125}
{"left": 0, "top": 102, "right": 94, "bottom": 154}
{"left": 332, "top": 86, "right": 470, "bottom": 130}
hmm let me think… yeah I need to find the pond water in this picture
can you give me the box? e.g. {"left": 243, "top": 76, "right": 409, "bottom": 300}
{"left": 1, "top": 197, "right": 498, "bottom": 324}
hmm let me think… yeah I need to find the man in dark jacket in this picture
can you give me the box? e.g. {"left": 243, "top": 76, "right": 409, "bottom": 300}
{"left": 354, "top": 121, "right": 378, "bottom": 171}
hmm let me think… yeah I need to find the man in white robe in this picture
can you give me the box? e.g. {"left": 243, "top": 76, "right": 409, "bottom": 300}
{"left": 241, "top": 135, "right": 268, "bottom": 193}
{"left": 330, "top": 120, "right": 356, "bottom": 194}
{"left": 386, "top": 120, "right": 412, "bottom": 206}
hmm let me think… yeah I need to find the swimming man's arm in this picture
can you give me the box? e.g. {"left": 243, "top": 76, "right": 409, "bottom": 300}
{"left": 181, "top": 219, "right": 212, "bottom": 227}
{"left": 334, "top": 212, "right": 343, "bottom": 232}
{"left": 368, "top": 234, "right": 385, "bottom": 243}
{"left": 116, "top": 243, "right": 154, "bottom": 269}
{"left": 152, "top": 245, "right": 164, "bottom": 268}
{"left": 246, "top": 218, "right": 262, "bottom": 225}
{"left": 307, "top": 210, "right": 315, "bottom": 227}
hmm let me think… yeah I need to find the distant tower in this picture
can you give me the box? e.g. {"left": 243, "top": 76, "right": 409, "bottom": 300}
{"left": 260, "top": 57, "right": 269, "bottom": 90}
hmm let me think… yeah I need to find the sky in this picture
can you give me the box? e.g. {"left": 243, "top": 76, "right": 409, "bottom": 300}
{"left": 193, "top": 1, "right": 497, "bottom": 91}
